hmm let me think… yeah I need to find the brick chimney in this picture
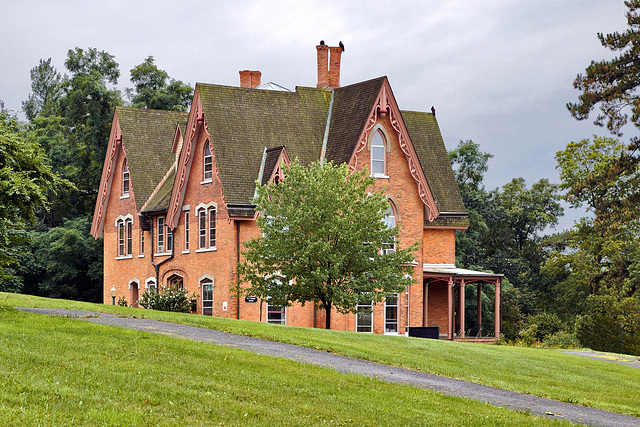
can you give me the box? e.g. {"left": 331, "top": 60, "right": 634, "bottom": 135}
{"left": 317, "top": 43, "right": 342, "bottom": 89}
{"left": 239, "top": 70, "right": 262, "bottom": 88}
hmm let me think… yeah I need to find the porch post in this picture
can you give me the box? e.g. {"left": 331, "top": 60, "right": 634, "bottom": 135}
{"left": 447, "top": 277, "right": 454, "bottom": 340}
{"left": 422, "top": 281, "right": 429, "bottom": 327}
{"left": 494, "top": 279, "right": 501, "bottom": 338}
{"left": 459, "top": 280, "right": 466, "bottom": 338}
{"left": 477, "top": 283, "right": 482, "bottom": 337}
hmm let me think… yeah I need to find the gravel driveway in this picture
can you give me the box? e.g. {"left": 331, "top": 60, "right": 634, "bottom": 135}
{"left": 17, "top": 307, "right": 640, "bottom": 427}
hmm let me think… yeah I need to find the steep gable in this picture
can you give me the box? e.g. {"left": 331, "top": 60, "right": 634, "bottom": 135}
{"left": 118, "top": 107, "right": 189, "bottom": 211}
{"left": 401, "top": 110, "right": 466, "bottom": 215}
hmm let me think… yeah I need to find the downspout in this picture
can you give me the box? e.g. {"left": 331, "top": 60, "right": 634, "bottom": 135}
{"left": 146, "top": 213, "right": 174, "bottom": 289}
{"left": 236, "top": 219, "right": 241, "bottom": 320}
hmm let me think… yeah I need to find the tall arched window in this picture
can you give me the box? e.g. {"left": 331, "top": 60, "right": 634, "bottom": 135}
{"left": 116, "top": 216, "right": 133, "bottom": 258}
{"left": 122, "top": 160, "right": 130, "bottom": 196}
{"left": 370, "top": 130, "right": 386, "bottom": 176}
{"left": 383, "top": 202, "right": 396, "bottom": 254}
{"left": 203, "top": 141, "right": 212, "bottom": 181}
{"left": 196, "top": 203, "right": 217, "bottom": 251}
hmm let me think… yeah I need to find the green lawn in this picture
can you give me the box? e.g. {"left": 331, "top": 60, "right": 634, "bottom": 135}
{"left": 3, "top": 292, "right": 639, "bottom": 421}
{"left": 0, "top": 301, "right": 566, "bottom": 426}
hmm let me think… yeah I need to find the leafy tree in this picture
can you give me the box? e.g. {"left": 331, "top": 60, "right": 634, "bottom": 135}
{"left": 0, "top": 112, "right": 63, "bottom": 282}
{"left": 237, "top": 160, "right": 416, "bottom": 329}
{"left": 22, "top": 58, "right": 64, "bottom": 122}
{"left": 127, "top": 56, "right": 193, "bottom": 111}
{"left": 555, "top": 135, "right": 640, "bottom": 296}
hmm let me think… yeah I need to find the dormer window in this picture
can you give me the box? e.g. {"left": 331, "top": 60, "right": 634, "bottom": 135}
{"left": 122, "top": 160, "right": 130, "bottom": 197}
{"left": 370, "top": 130, "right": 386, "bottom": 177}
{"left": 203, "top": 141, "right": 212, "bottom": 182}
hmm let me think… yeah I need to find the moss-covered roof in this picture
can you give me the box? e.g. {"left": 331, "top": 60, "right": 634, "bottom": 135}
{"left": 117, "top": 107, "right": 188, "bottom": 211}
{"left": 401, "top": 110, "right": 466, "bottom": 215}
{"left": 112, "top": 79, "right": 467, "bottom": 226}
{"left": 324, "top": 77, "right": 386, "bottom": 165}
{"left": 198, "top": 84, "right": 331, "bottom": 205}
{"left": 143, "top": 166, "right": 176, "bottom": 213}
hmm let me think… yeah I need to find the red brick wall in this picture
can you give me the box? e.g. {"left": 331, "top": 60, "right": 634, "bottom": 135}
{"left": 102, "top": 102, "right": 458, "bottom": 336}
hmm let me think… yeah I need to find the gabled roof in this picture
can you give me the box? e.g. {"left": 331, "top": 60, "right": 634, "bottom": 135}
{"left": 117, "top": 107, "right": 189, "bottom": 211}
{"left": 401, "top": 110, "right": 466, "bottom": 215}
{"left": 197, "top": 83, "right": 331, "bottom": 205}
{"left": 95, "top": 77, "right": 468, "bottom": 233}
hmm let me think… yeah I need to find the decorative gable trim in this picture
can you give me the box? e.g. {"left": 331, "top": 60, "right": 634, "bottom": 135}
{"left": 167, "top": 89, "right": 208, "bottom": 229}
{"left": 267, "top": 147, "right": 290, "bottom": 184}
{"left": 348, "top": 79, "right": 439, "bottom": 221}
{"left": 91, "top": 111, "right": 123, "bottom": 238}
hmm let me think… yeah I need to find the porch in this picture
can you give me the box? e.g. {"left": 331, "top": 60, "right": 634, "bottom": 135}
{"left": 422, "top": 265, "right": 503, "bottom": 341}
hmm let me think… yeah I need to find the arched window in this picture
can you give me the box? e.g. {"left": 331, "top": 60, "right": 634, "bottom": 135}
{"left": 116, "top": 215, "right": 133, "bottom": 258}
{"left": 122, "top": 160, "right": 130, "bottom": 196}
{"left": 196, "top": 203, "right": 217, "bottom": 251}
{"left": 383, "top": 202, "right": 396, "bottom": 254}
{"left": 370, "top": 130, "right": 386, "bottom": 176}
{"left": 203, "top": 141, "right": 212, "bottom": 181}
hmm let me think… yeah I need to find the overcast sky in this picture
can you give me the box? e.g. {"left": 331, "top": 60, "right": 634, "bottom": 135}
{"left": 0, "top": 1, "right": 632, "bottom": 231}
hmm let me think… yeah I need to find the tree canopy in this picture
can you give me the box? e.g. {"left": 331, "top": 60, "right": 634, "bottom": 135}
{"left": 127, "top": 56, "right": 193, "bottom": 111}
{"left": 237, "top": 160, "right": 416, "bottom": 329}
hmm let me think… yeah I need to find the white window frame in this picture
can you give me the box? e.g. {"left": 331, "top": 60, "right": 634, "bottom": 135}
{"left": 195, "top": 202, "right": 217, "bottom": 253}
{"left": 266, "top": 302, "right": 286, "bottom": 325}
{"left": 201, "top": 278, "right": 214, "bottom": 316}
{"left": 145, "top": 277, "right": 157, "bottom": 293}
{"left": 183, "top": 210, "right": 190, "bottom": 253}
{"left": 368, "top": 126, "right": 389, "bottom": 178}
{"left": 115, "top": 214, "right": 133, "bottom": 259}
{"left": 384, "top": 294, "right": 399, "bottom": 334}
{"left": 202, "top": 141, "right": 213, "bottom": 184}
{"left": 139, "top": 230, "right": 145, "bottom": 258}
{"left": 382, "top": 201, "right": 396, "bottom": 254}
{"left": 121, "top": 160, "right": 130, "bottom": 198}
{"left": 356, "top": 300, "right": 373, "bottom": 333}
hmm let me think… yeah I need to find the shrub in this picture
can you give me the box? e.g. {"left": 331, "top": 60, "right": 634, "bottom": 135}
{"left": 576, "top": 294, "right": 640, "bottom": 356}
{"left": 519, "top": 312, "right": 564, "bottom": 343}
{"left": 542, "top": 331, "right": 581, "bottom": 349}
{"left": 138, "top": 286, "right": 191, "bottom": 313}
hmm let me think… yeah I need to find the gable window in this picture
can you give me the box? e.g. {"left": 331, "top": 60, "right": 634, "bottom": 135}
{"left": 196, "top": 203, "right": 217, "bottom": 252}
{"left": 122, "top": 160, "right": 130, "bottom": 197}
{"left": 116, "top": 216, "right": 133, "bottom": 259}
{"left": 157, "top": 216, "right": 165, "bottom": 253}
{"left": 201, "top": 278, "right": 213, "bottom": 316}
{"left": 370, "top": 130, "right": 387, "bottom": 176}
{"left": 203, "top": 141, "right": 212, "bottom": 182}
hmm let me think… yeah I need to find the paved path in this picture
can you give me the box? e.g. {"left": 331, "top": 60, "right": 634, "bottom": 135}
{"left": 17, "top": 308, "right": 640, "bottom": 427}
{"left": 560, "top": 350, "right": 640, "bottom": 369}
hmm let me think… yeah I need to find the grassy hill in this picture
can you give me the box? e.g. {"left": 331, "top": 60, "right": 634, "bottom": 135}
{"left": 1, "top": 293, "right": 638, "bottom": 425}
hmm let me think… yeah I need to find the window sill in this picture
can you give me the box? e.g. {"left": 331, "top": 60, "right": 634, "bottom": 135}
{"left": 182, "top": 250, "right": 190, "bottom": 254}
{"left": 201, "top": 179, "right": 213, "bottom": 185}
{"left": 138, "top": 254, "right": 145, "bottom": 258}
{"left": 120, "top": 194, "right": 130, "bottom": 199}
{"left": 371, "top": 173, "right": 389, "bottom": 179}
{"left": 154, "top": 252, "right": 172, "bottom": 257}
{"left": 116, "top": 255, "right": 133, "bottom": 260}
{"left": 196, "top": 247, "right": 217, "bottom": 253}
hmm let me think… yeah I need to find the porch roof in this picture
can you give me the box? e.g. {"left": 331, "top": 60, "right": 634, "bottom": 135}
{"left": 423, "top": 264, "right": 503, "bottom": 282}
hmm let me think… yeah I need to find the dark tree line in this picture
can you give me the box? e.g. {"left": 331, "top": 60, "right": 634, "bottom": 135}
{"left": 0, "top": 49, "right": 192, "bottom": 302}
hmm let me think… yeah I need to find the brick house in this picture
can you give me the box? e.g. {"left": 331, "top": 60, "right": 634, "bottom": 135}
{"left": 91, "top": 44, "right": 502, "bottom": 339}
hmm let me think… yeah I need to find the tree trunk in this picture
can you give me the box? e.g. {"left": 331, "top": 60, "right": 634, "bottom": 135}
{"left": 324, "top": 302, "right": 331, "bottom": 329}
